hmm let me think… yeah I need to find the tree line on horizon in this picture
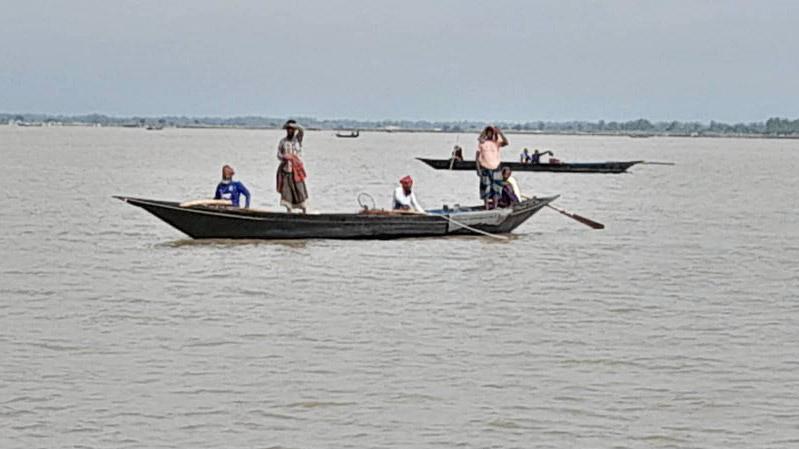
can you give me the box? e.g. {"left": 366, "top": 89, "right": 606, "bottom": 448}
{"left": 2, "top": 113, "right": 798, "bottom": 136}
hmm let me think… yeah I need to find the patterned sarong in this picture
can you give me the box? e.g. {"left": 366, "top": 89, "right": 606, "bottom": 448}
{"left": 479, "top": 168, "right": 504, "bottom": 200}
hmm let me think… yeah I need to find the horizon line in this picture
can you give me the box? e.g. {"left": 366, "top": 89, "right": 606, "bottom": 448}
{"left": 2, "top": 111, "right": 797, "bottom": 125}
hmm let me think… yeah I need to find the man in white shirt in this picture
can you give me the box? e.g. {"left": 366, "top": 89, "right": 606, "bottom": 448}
{"left": 499, "top": 167, "right": 530, "bottom": 208}
{"left": 392, "top": 176, "right": 425, "bottom": 213}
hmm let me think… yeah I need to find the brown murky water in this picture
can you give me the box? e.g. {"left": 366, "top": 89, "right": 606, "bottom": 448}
{"left": 1, "top": 126, "right": 798, "bottom": 448}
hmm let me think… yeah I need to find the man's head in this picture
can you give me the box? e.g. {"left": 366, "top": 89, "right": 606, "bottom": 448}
{"left": 400, "top": 175, "right": 413, "bottom": 193}
{"left": 501, "top": 166, "right": 512, "bottom": 180}
{"left": 480, "top": 126, "right": 496, "bottom": 142}
{"left": 523, "top": 148, "right": 529, "bottom": 154}
{"left": 533, "top": 149, "right": 540, "bottom": 155}
{"left": 222, "top": 164, "right": 235, "bottom": 180}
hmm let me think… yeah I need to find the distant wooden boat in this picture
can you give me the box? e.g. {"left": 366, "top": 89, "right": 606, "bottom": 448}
{"left": 335, "top": 130, "right": 360, "bottom": 138}
{"left": 115, "top": 195, "right": 557, "bottom": 240}
{"left": 417, "top": 158, "right": 643, "bottom": 174}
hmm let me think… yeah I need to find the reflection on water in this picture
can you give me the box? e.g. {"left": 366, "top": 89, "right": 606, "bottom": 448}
{"left": 1, "top": 127, "right": 798, "bottom": 449}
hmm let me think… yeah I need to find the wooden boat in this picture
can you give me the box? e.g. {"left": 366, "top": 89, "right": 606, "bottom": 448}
{"left": 114, "top": 195, "right": 557, "bottom": 240}
{"left": 335, "top": 130, "right": 360, "bottom": 138}
{"left": 417, "top": 157, "right": 643, "bottom": 174}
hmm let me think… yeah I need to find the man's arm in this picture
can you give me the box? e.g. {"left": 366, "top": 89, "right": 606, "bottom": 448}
{"left": 238, "top": 182, "right": 251, "bottom": 208}
{"left": 497, "top": 128, "right": 509, "bottom": 147}
{"left": 410, "top": 193, "right": 425, "bottom": 213}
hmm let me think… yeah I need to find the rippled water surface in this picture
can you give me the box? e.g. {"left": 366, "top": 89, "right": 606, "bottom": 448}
{"left": 1, "top": 126, "right": 798, "bottom": 448}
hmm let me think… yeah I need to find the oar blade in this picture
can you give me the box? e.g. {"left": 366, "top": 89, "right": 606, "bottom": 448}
{"left": 572, "top": 213, "right": 605, "bottom": 229}
{"left": 546, "top": 204, "right": 605, "bottom": 230}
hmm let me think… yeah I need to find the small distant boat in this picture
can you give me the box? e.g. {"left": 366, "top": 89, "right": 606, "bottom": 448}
{"left": 417, "top": 158, "right": 643, "bottom": 174}
{"left": 115, "top": 195, "right": 557, "bottom": 240}
{"left": 335, "top": 130, "right": 360, "bottom": 138}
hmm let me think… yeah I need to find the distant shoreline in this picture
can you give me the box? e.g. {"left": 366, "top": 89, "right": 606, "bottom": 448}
{"left": 2, "top": 113, "right": 798, "bottom": 139}
{"left": 3, "top": 122, "right": 799, "bottom": 140}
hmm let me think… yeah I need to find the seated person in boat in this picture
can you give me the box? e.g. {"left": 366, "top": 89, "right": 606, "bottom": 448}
{"left": 214, "top": 164, "right": 251, "bottom": 208}
{"left": 451, "top": 145, "right": 464, "bottom": 161}
{"left": 476, "top": 125, "right": 509, "bottom": 209}
{"left": 530, "top": 149, "right": 554, "bottom": 164}
{"left": 498, "top": 167, "right": 521, "bottom": 208}
{"left": 392, "top": 176, "right": 425, "bottom": 213}
{"left": 520, "top": 148, "right": 531, "bottom": 164}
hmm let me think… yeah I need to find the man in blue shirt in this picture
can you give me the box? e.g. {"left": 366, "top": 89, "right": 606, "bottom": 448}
{"left": 214, "top": 165, "right": 251, "bottom": 208}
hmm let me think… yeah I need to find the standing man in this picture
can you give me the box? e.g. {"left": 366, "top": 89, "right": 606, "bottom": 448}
{"left": 276, "top": 119, "right": 309, "bottom": 213}
{"left": 475, "top": 125, "right": 508, "bottom": 209}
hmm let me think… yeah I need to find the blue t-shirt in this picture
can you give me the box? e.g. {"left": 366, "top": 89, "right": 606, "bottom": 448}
{"left": 214, "top": 180, "right": 250, "bottom": 207}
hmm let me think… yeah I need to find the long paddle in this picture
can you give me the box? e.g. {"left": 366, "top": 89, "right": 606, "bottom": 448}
{"left": 546, "top": 204, "right": 605, "bottom": 229}
{"left": 436, "top": 214, "right": 509, "bottom": 240}
{"left": 642, "top": 161, "right": 675, "bottom": 166}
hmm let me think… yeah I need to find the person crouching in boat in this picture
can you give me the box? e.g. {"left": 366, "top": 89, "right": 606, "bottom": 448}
{"left": 215, "top": 164, "right": 251, "bottom": 208}
{"left": 276, "top": 119, "right": 309, "bottom": 213}
{"left": 475, "top": 125, "right": 508, "bottom": 209}
{"left": 498, "top": 166, "right": 521, "bottom": 208}
{"left": 520, "top": 148, "right": 531, "bottom": 164}
{"left": 451, "top": 145, "right": 464, "bottom": 161}
{"left": 392, "top": 176, "right": 425, "bottom": 213}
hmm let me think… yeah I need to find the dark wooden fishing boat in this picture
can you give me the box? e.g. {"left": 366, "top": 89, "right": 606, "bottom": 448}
{"left": 115, "top": 195, "right": 557, "bottom": 240}
{"left": 335, "top": 130, "right": 360, "bottom": 138}
{"left": 417, "top": 157, "right": 643, "bottom": 173}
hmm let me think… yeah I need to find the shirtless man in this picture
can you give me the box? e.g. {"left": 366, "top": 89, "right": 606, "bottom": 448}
{"left": 475, "top": 126, "right": 509, "bottom": 209}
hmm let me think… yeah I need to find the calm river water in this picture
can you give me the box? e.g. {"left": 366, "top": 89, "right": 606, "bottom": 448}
{"left": 1, "top": 126, "right": 798, "bottom": 448}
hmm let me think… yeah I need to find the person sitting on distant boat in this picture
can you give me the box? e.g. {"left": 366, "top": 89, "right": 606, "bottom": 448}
{"left": 520, "top": 148, "right": 531, "bottom": 164}
{"left": 476, "top": 125, "right": 509, "bottom": 209}
{"left": 451, "top": 145, "right": 464, "bottom": 161}
{"left": 276, "top": 119, "right": 309, "bottom": 213}
{"left": 392, "top": 176, "right": 425, "bottom": 213}
{"left": 214, "top": 165, "right": 251, "bottom": 208}
{"left": 498, "top": 167, "right": 521, "bottom": 208}
{"left": 530, "top": 149, "right": 554, "bottom": 164}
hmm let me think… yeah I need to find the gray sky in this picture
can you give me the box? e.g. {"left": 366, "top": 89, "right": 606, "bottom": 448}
{"left": 1, "top": 0, "right": 797, "bottom": 122}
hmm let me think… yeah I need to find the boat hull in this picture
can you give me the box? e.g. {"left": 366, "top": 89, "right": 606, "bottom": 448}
{"left": 116, "top": 196, "right": 557, "bottom": 240}
{"left": 417, "top": 158, "right": 642, "bottom": 173}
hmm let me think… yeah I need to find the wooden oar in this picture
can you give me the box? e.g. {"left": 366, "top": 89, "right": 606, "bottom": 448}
{"left": 642, "top": 161, "right": 675, "bottom": 166}
{"left": 546, "top": 204, "right": 604, "bottom": 229}
{"left": 429, "top": 213, "right": 509, "bottom": 240}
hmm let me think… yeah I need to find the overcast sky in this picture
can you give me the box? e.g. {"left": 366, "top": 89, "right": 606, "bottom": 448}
{"left": 1, "top": 0, "right": 797, "bottom": 122}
